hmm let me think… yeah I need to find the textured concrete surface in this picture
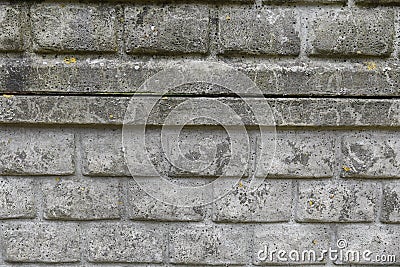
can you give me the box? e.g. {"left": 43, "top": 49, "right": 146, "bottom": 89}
{"left": 0, "top": 0, "right": 399, "bottom": 266}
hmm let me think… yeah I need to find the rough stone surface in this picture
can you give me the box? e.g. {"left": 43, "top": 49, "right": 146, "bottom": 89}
{"left": 219, "top": 7, "right": 300, "bottom": 55}
{"left": 169, "top": 224, "right": 250, "bottom": 265}
{"left": 0, "top": 178, "right": 35, "bottom": 219}
{"left": 86, "top": 223, "right": 165, "bottom": 263}
{"left": 82, "top": 128, "right": 129, "bottom": 176}
{"left": 258, "top": 131, "right": 335, "bottom": 178}
{"left": 381, "top": 182, "right": 400, "bottom": 223}
{"left": 2, "top": 223, "right": 80, "bottom": 263}
{"left": 297, "top": 180, "right": 378, "bottom": 222}
{"left": 341, "top": 131, "right": 400, "bottom": 178}
{"left": 213, "top": 179, "right": 292, "bottom": 222}
{"left": 0, "top": 5, "right": 22, "bottom": 51}
{"left": 31, "top": 4, "right": 117, "bottom": 52}
{"left": 309, "top": 10, "right": 394, "bottom": 56}
{"left": 336, "top": 225, "right": 400, "bottom": 265}
{"left": 126, "top": 179, "right": 204, "bottom": 221}
{"left": 0, "top": 127, "right": 74, "bottom": 175}
{"left": 254, "top": 224, "right": 332, "bottom": 265}
{"left": 125, "top": 5, "right": 209, "bottom": 54}
{"left": 43, "top": 177, "right": 121, "bottom": 220}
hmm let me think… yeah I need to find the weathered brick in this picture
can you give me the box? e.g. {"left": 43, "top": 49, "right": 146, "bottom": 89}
{"left": 126, "top": 179, "right": 204, "bottom": 221}
{"left": 0, "top": 5, "right": 22, "bottom": 51}
{"left": 2, "top": 223, "right": 80, "bottom": 263}
{"left": 126, "top": 126, "right": 251, "bottom": 177}
{"left": 0, "top": 178, "right": 35, "bottom": 219}
{"left": 125, "top": 5, "right": 209, "bottom": 54}
{"left": 355, "top": 0, "right": 400, "bottom": 4}
{"left": 219, "top": 7, "right": 300, "bottom": 55}
{"left": 169, "top": 224, "right": 250, "bottom": 265}
{"left": 213, "top": 180, "right": 292, "bottom": 222}
{"left": 43, "top": 177, "right": 121, "bottom": 220}
{"left": 309, "top": 10, "right": 394, "bottom": 57}
{"left": 297, "top": 180, "right": 378, "bottom": 222}
{"left": 341, "top": 132, "right": 400, "bottom": 178}
{"left": 336, "top": 225, "right": 400, "bottom": 265}
{"left": 257, "top": 131, "right": 335, "bottom": 178}
{"left": 82, "top": 128, "right": 129, "bottom": 176}
{"left": 86, "top": 223, "right": 165, "bottom": 263}
{"left": 381, "top": 182, "right": 400, "bottom": 223}
{"left": 31, "top": 4, "right": 117, "bottom": 52}
{"left": 254, "top": 224, "right": 332, "bottom": 265}
{"left": 0, "top": 127, "right": 74, "bottom": 175}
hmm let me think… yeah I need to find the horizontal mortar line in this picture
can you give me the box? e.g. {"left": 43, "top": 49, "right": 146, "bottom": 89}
{"left": 2, "top": 92, "right": 400, "bottom": 100}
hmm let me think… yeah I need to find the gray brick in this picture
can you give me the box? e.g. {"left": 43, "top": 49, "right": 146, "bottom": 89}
{"left": 309, "top": 10, "right": 394, "bottom": 57}
{"left": 341, "top": 132, "right": 400, "bottom": 178}
{"left": 213, "top": 180, "right": 292, "bottom": 222}
{"left": 355, "top": 0, "right": 400, "bottom": 4}
{"left": 82, "top": 128, "right": 129, "bottom": 176}
{"left": 336, "top": 225, "right": 400, "bottom": 265}
{"left": 254, "top": 224, "right": 332, "bottom": 265}
{"left": 2, "top": 223, "right": 80, "bottom": 263}
{"left": 86, "top": 223, "right": 165, "bottom": 263}
{"left": 257, "top": 131, "right": 335, "bottom": 178}
{"left": 169, "top": 224, "right": 250, "bottom": 265}
{"left": 0, "top": 128, "right": 74, "bottom": 175}
{"left": 297, "top": 180, "right": 378, "bottom": 222}
{"left": 0, "top": 178, "right": 35, "bottom": 219}
{"left": 381, "top": 182, "right": 400, "bottom": 223}
{"left": 0, "top": 5, "right": 22, "bottom": 51}
{"left": 125, "top": 5, "right": 209, "bottom": 54}
{"left": 219, "top": 7, "right": 300, "bottom": 55}
{"left": 126, "top": 180, "right": 204, "bottom": 221}
{"left": 31, "top": 4, "right": 117, "bottom": 52}
{"left": 43, "top": 177, "right": 121, "bottom": 220}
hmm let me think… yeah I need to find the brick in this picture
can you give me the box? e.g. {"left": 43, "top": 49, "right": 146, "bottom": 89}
{"left": 257, "top": 131, "right": 335, "bottom": 178}
{"left": 309, "top": 10, "right": 394, "bottom": 57}
{"left": 336, "top": 225, "right": 400, "bottom": 265}
{"left": 0, "top": 5, "right": 22, "bottom": 51}
{"left": 0, "top": 127, "right": 74, "bottom": 175}
{"left": 297, "top": 180, "right": 378, "bottom": 222}
{"left": 82, "top": 128, "right": 129, "bottom": 176}
{"left": 341, "top": 132, "right": 400, "bottom": 178}
{"left": 86, "top": 223, "right": 165, "bottom": 263}
{"left": 219, "top": 7, "right": 300, "bottom": 55}
{"left": 254, "top": 224, "right": 332, "bottom": 265}
{"left": 213, "top": 180, "right": 292, "bottom": 222}
{"left": 125, "top": 5, "right": 209, "bottom": 54}
{"left": 126, "top": 179, "right": 204, "bottom": 221}
{"left": 2, "top": 223, "right": 80, "bottom": 263}
{"left": 355, "top": 0, "right": 400, "bottom": 4}
{"left": 169, "top": 224, "right": 250, "bottom": 265}
{"left": 126, "top": 126, "right": 251, "bottom": 177}
{"left": 43, "top": 177, "right": 121, "bottom": 220}
{"left": 0, "top": 178, "right": 35, "bottom": 219}
{"left": 381, "top": 182, "right": 400, "bottom": 223}
{"left": 31, "top": 4, "right": 117, "bottom": 52}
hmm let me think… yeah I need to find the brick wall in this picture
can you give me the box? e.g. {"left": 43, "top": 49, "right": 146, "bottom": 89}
{"left": 0, "top": 0, "right": 399, "bottom": 266}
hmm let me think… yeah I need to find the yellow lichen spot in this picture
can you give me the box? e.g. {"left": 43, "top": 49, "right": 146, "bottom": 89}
{"left": 3, "top": 94, "right": 13, "bottom": 98}
{"left": 329, "top": 194, "right": 335, "bottom": 199}
{"left": 365, "top": 62, "right": 377, "bottom": 71}
{"left": 118, "top": 201, "right": 123, "bottom": 205}
{"left": 342, "top": 166, "right": 351, "bottom": 172}
{"left": 312, "top": 239, "right": 318, "bottom": 245}
{"left": 64, "top": 57, "right": 77, "bottom": 64}
{"left": 109, "top": 114, "right": 114, "bottom": 119}
{"left": 162, "top": 96, "right": 168, "bottom": 100}
{"left": 226, "top": 15, "right": 231, "bottom": 21}
{"left": 238, "top": 181, "right": 243, "bottom": 188}
{"left": 308, "top": 200, "right": 314, "bottom": 206}
{"left": 80, "top": 187, "right": 85, "bottom": 191}
{"left": 55, "top": 177, "right": 61, "bottom": 182}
